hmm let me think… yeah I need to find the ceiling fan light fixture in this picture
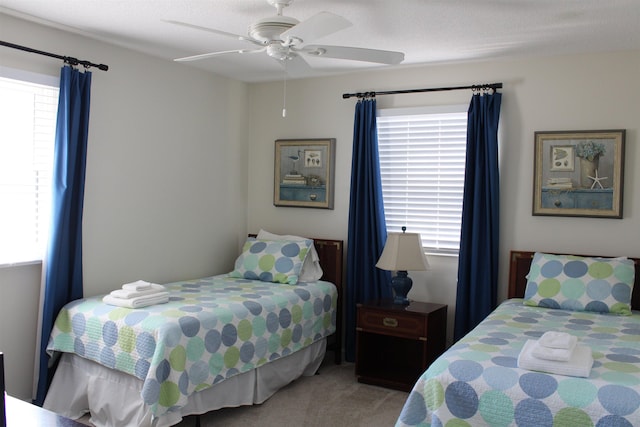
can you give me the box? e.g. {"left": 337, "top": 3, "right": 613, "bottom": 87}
{"left": 267, "top": 43, "right": 294, "bottom": 61}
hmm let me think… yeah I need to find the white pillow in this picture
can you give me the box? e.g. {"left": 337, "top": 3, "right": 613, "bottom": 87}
{"left": 257, "top": 229, "right": 324, "bottom": 282}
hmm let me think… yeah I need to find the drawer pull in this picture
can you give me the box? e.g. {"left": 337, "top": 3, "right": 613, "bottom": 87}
{"left": 382, "top": 317, "right": 398, "bottom": 327}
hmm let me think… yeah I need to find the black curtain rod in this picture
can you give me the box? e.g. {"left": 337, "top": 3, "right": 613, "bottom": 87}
{"left": 0, "top": 40, "right": 109, "bottom": 71}
{"left": 342, "top": 82, "right": 502, "bottom": 99}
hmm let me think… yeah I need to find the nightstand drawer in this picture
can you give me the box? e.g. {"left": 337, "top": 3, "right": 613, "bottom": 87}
{"left": 355, "top": 299, "right": 447, "bottom": 391}
{"left": 358, "top": 309, "right": 426, "bottom": 339}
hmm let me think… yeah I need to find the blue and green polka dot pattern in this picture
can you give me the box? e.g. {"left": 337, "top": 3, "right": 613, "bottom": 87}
{"left": 396, "top": 299, "right": 640, "bottom": 427}
{"left": 524, "top": 253, "right": 635, "bottom": 315}
{"left": 229, "top": 238, "right": 312, "bottom": 284}
{"left": 47, "top": 275, "right": 337, "bottom": 417}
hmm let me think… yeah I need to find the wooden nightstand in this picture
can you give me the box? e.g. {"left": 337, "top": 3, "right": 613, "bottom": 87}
{"left": 355, "top": 299, "right": 447, "bottom": 391}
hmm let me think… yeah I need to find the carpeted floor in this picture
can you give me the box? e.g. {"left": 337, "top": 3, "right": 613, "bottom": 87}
{"left": 177, "top": 360, "right": 408, "bottom": 427}
{"left": 76, "top": 358, "right": 409, "bottom": 427}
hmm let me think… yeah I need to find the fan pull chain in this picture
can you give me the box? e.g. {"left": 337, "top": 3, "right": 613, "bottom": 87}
{"left": 282, "top": 64, "right": 287, "bottom": 118}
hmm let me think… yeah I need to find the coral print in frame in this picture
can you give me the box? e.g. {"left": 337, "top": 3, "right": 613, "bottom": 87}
{"left": 533, "top": 130, "right": 625, "bottom": 218}
{"left": 274, "top": 138, "right": 335, "bottom": 209}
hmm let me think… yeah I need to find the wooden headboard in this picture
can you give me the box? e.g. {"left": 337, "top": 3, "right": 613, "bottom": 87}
{"left": 508, "top": 251, "right": 640, "bottom": 310}
{"left": 249, "top": 235, "right": 344, "bottom": 363}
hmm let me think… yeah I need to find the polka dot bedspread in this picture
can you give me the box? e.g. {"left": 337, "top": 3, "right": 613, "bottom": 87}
{"left": 395, "top": 299, "right": 640, "bottom": 427}
{"left": 46, "top": 275, "right": 337, "bottom": 417}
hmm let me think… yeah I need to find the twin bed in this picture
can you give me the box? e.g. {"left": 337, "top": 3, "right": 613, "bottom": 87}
{"left": 43, "top": 234, "right": 343, "bottom": 427}
{"left": 396, "top": 250, "right": 640, "bottom": 427}
{"left": 44, "top": 241, "right": 640, "bottom": 426}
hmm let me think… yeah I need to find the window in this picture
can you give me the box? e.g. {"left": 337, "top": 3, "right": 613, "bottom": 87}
{"left": 377, "top": 105, "right": 467, "bottom": 255}
{"left": 0, "top": 70, "right": 59, "bottom": 264}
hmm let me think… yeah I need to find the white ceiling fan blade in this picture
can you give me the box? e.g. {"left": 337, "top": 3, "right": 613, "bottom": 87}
{"left": 163, "top": 19, "right": 263, "bottom": 46}
{"left": 280, "top": 55, "right": 313, "bottom": 78}
{"left": 281, "top": 12, "right": 351, "bottom": 46}
{"left": 303, "top": 45, "right": 405, "bottom": 65}
{"left": 175, "top": 48, "right": 265, "bottom": 62}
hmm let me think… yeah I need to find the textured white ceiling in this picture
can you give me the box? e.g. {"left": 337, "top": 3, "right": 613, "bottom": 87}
{"left": 1, "top": 0, "right": 639, "bottom": 82}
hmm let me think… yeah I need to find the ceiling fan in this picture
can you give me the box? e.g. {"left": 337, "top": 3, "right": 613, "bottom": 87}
{"left": 166, "top": 0, "right": 404, "bottom": 75}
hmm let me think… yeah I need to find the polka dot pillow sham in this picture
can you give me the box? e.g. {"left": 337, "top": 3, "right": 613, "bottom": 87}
{"left": 229, "top": 238, "right": 312, "bottom": 285}
{"left": 523, "top": 252, "right": 635, "bottom": 315}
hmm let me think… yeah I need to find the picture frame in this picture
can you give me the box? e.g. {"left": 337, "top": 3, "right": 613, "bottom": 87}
{"left": 532, "top": 129, "right": 625, "bottom": 218}
{"left": 274, "top": 138, "right": 335, "bottom": 209}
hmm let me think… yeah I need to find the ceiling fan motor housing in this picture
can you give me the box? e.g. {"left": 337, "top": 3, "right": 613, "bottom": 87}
{"left": 249, "top": 16, "right": 299, "bottom": 43}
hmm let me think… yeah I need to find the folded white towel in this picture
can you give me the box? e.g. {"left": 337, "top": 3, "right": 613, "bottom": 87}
{"left": 110, "top": 284, "right": 166, "bottom": 299}
{"left": 122, "top": 280, "right": 155, "bottom": 291}
{"left": 103, "top": 292, "right": 169, "bottom": 309}
{"left": 538, "top": 331, "right": 575, "bottom": 349}
{"left": 518, "top": 339, "right": 593, "bottom": 378}
{"left": 532, "top": 336, "right": 577, "bottom": 362}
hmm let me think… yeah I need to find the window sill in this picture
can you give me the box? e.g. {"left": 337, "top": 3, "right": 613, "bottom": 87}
{"left": 425, "top": 250, "right": 459, "bottom": 258}
{"left": 0, "top": 259, "right": 42, "bottom": 269}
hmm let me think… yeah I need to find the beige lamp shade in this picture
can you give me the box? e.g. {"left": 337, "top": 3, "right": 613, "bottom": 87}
{"left": 376, "top": 232, "right": 430, "bottom": 271}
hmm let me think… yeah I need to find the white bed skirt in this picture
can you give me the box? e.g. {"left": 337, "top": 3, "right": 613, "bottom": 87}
{"left": 44, "top": 339, "right": 327, "bottom": 427}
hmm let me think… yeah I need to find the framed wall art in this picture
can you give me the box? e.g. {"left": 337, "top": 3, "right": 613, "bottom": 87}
{"left": 274, "top": 138, "right": 335, "bottom": 209}
{"left": 532, "top": 129, "right": 625, "bottom": 218}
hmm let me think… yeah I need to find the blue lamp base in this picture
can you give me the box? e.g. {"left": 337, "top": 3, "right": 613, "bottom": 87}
{"left": 391, "top": 270, "right": 412, "bottom": 305}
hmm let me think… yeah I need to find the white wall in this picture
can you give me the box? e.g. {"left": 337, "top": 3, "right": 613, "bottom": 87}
{"left": 246, "top": 51, "right": 640, "bottom": 346}
{"left": 0, "top": 14, "right": 249, "bottom": 400}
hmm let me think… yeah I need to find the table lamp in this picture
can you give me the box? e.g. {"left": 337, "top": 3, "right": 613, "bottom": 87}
{"left": 375, "top": 227, "right": 430, "bottom": 305}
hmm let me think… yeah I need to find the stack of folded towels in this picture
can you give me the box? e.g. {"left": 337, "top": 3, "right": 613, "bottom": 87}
{"left": 103, "top": 280, "right": 169, "bottom": 308}
{"left": 517, "top": 331, "right": 593, "bottom": 378}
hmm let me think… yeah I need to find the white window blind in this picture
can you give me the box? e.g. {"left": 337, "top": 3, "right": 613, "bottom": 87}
{"left": 0, "top": 73, "right": 59, "bottom": 264}
{"left": 377, "top": 105, "right": 468, "bottom": 255}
